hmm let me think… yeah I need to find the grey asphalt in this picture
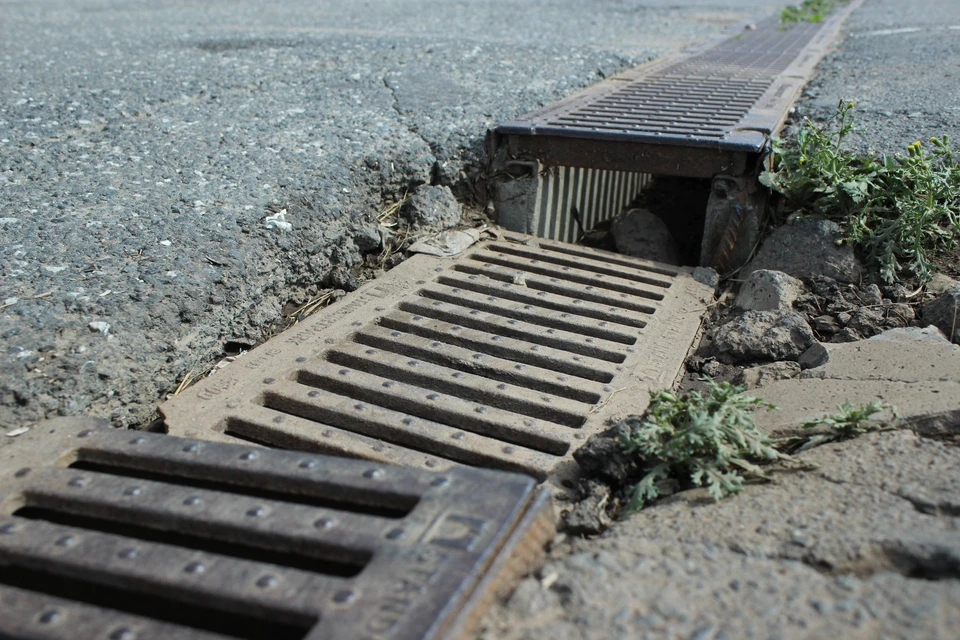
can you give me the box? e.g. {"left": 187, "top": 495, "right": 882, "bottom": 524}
{"left": 0, "top": 0, "right": 782, "bottom": 430}
{"left": 794, "top": 0, "right": 960, "bottom": 155}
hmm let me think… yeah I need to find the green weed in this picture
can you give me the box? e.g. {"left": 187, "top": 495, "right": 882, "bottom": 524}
{"left": 779, "top": 400, "right": 892, "bottom": 453}
{"left": 761, "top": 100, "right": 960, "bottom": 283}
{"left": 618, "top": 378, "right": 782, "bottom": 511}
{"left": 781, "top": 0, "right": 846, "bottom": 23}
{"left": 803, "top": 400, "right": 889, "bottom": 438}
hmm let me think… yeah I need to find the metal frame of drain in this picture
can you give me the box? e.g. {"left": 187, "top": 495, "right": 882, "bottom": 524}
{"left": 490, "top": 1, "right": 863, "bottom": 258}
{"left": 0, "top": 419, "right": 554, "bottom": 640}
{"left": 160, "top": 232, "right": 712, "bottom": 486}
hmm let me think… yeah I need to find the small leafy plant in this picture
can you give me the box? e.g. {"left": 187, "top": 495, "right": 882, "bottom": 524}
{"left": 781, "top": 400, "right": 892, "bottom": 452}
{"left": 618, "top": 378, "right": 782, "bottom": 512}
{"left": 781, "top": 0, "right": 846, "bottom": 23}
{"left": 761, "top": 100, "right": 960, "bottom": 282}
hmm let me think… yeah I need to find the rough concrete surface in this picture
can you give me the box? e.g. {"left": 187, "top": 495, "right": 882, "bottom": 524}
{"left": 477, "top": 430, "right": 960, "bottom": 640}
{"left": 0, "top": 0, "right": 782, "bottom": 430}
{"left": 752, "top": 326, "right": 960, "bottom": 436}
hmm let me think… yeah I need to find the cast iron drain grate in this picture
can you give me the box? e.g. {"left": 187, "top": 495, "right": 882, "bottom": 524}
{"left": 496, "top": 1, "right": 862, "bottom": 176}
{"left": 161, "top": 233, "right": 712, "bottom": 485}
{"left": 0, "top": 419, "right": 553, "bottom": 640}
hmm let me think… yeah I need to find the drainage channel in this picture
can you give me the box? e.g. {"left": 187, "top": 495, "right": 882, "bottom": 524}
{"left": 491, "top": 0, "right": 863, "bottom": 264}
{"left": 0, "top": 419, "right": 553, "bottom": 640}
{"left": 160, "top": 233, "right": 712, "bottom": 486}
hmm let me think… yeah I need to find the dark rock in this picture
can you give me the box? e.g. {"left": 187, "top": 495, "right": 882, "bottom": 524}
{"left": 563, "top": 481, "right": 613, "bottom": 536}
{"left": 743, "top": 218, "right": 863, "bottom": 283}
{"left": 402, "top": 185, "right": 462, "bottom": 231}
{"left": 898, "top": 407, "right": 960, "bottom": 440}
{"left": 853, "top": 284, "right": 883, "bottom": 306}
{"left": 827, "top": 301, "right": 856, "bottom": 315}
{"left": 882, "top": 282, "right": 913, "bottom": 302}
{"left": 921, "top": 285, "right": 960, "bottom": 344}
{"left": 611, "top": 208, "right": 680, "bottom": 265}
{"left": 573, "top": 428, "right": 635, "bottom": 485}
{"left": 831, "top": 327, "right": 863, "bottom": 343}
{"left": 812, "top": 315, "right": 841, "bottom": 336}
{"left": 326, "top": 266, "right": 358, "bottom": 292}
{"left": 712, "top": 310, "right": 817, "bottom": 363}
{"left": 926, "top": 274, "right": 960, "bottom": 297}
{"left": 884, "top": 303, "right": 916, "bottom": 328}
{"left": 846, "top": 307, "right": 885, "bottom": 338}
{"left": 806, "top": 274, "right": 843, "bottom": 300}
{"left": 701, "top": 359, "right": 729, "bottom": 379}
{"left": 799, "top": 343, "right": 830, "bottom": 369}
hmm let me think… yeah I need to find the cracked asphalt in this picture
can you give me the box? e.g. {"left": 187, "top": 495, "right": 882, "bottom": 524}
{"left": 0, "top": 0, "right": 781, "bottom": 430}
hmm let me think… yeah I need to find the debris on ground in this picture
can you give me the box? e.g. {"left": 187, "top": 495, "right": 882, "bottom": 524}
{"left": 408, "top": 227, "right": 482, "bottom": 257}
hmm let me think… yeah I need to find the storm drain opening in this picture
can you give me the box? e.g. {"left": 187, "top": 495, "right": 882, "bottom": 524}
{"left": 490, "top": 1, "right": 863, "bottom": 273}
{"left": 161, "top": 232, "right": 713, "bottom": 486}
{"left": 0, "top": 420, "right": 554, "bottom": 640}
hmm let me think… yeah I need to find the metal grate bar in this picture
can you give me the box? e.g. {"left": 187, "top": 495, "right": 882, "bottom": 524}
{"left": 0, "top": 421, "right": 555, "bottom": 640}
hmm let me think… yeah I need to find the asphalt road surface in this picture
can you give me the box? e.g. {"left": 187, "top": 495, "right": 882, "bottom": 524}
{"left": 794, "top": 0, "right": 960, "bottom": 156}
{"left": 0, "top": 0, "right": 784, "bottom": 431}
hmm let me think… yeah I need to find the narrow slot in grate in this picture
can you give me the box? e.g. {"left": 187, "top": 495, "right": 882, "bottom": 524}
{"left": 0, "top": 567, "right": 315, "bottom": 640}
{"left": 323, "top": 347, "right": 585, "bottom": 427}
{"left": 223, "top": 423, "right": 286, "bottom": 448}
{"left": 468, "top": 253, "right": 668, "bottom": 298}
{"left": 284, "top": 369, "right": 572, "bottom": 456}
{"left": 483, "top": 244, "right": 673, "bottom": 290}
{"left": 12, "top": 506, "right": 370, "bottom": 577}
{"left": 394, "top": 300, "right": 627, "bottom": 364}
{"left": 351, "top": 327, "right": 603, "bottom": 404}
{"left": 231, "top": 403, "right": 558, "bottom": 480}
{"left": 418, "top": 285, "right": 641, "bottom": 344}
{"left": 539, "top": 243, "right": 680, "bottom": 278}
{"left": 433, "top": 274, "right": 648, "bottom": 331}
{"left": 68, "top": 459, "right": 416, "bottom": 519}
{"left": 378, "top": 314, "right": 616, "bottom": 383}
{"left": 449, "top": 263, "right": 660, "bottom": 315}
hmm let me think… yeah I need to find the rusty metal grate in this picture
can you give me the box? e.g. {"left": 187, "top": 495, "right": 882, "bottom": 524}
{"left": 496, "top": 2, "right": 862, "bottom": 168}
{"left": 160, "top": 233, "right": 712, "bottom": 485}
{"left": 0, "top": 419, "right": 554, "bottom": 640}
